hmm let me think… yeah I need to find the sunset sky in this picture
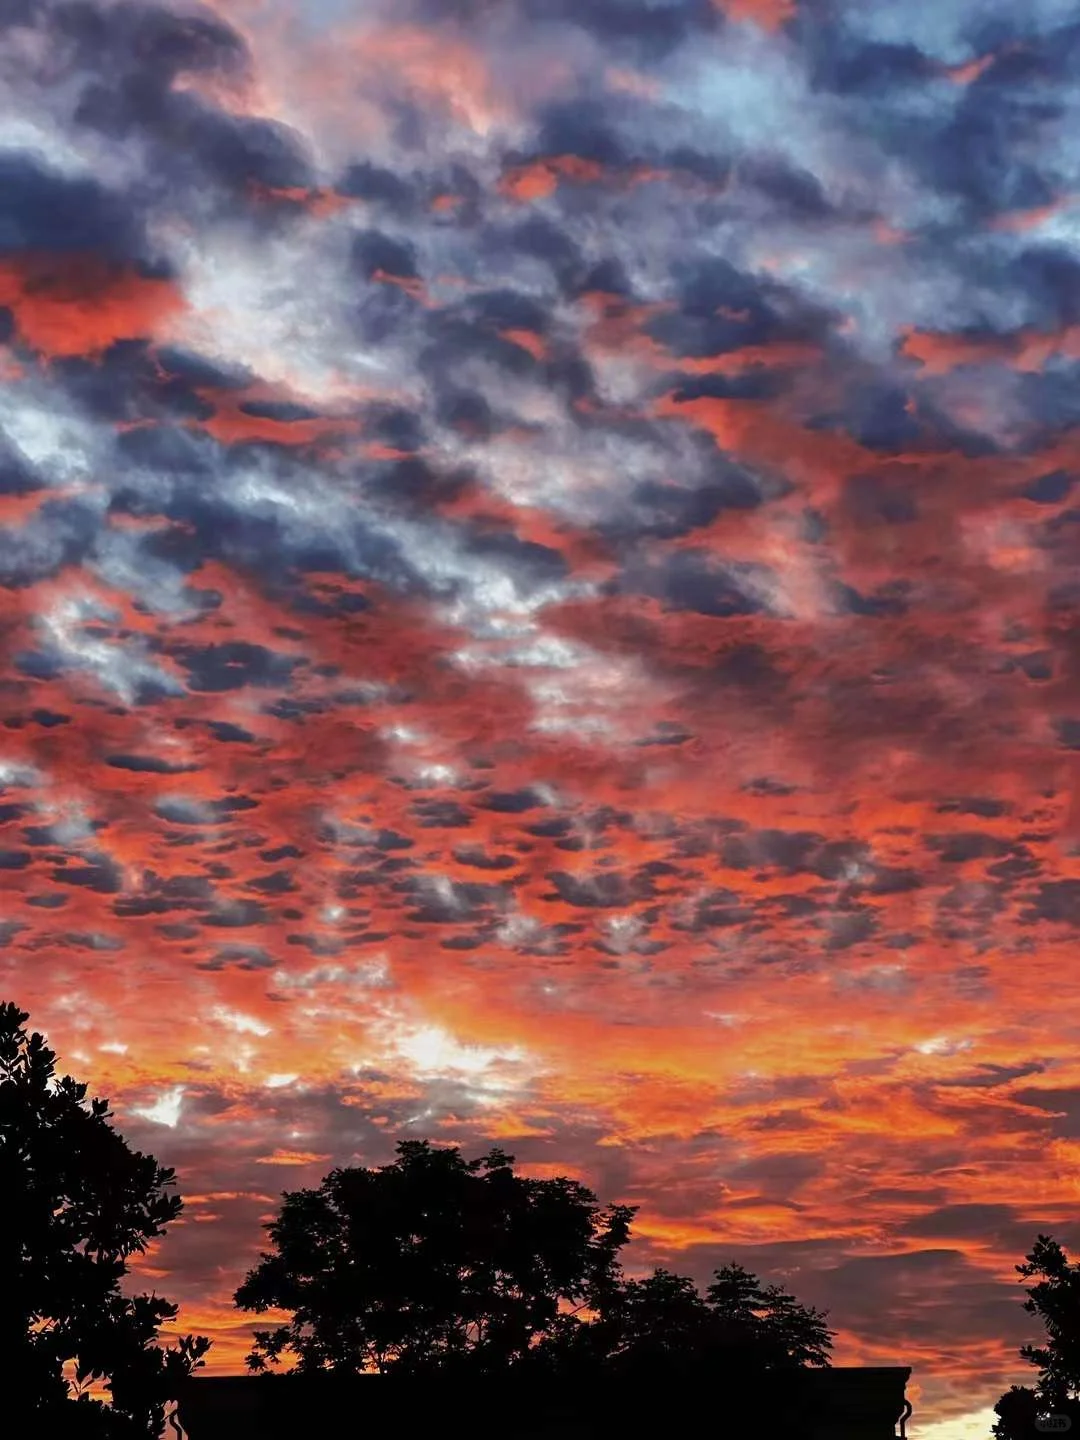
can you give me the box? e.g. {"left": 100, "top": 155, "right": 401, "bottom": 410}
{"left": 6, "top": 0, "right": 1080, "bottom": 1433}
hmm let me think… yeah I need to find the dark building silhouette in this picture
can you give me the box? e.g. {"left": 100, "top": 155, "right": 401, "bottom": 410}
{"left": 172, "top": 1366, "right": 913, "bottom": 1439}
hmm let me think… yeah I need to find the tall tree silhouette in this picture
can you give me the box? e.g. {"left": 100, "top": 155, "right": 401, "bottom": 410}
{"left": 705, "top": 1262, "right": 833, "bottom": 1370}
{"left": 235, "top": 1137, "right": 833, "bottom": 1382}
{"left": 993, "top": 1234, "right": 1080, "bottom": 1440}
{"left": 1, "top": 1001, "right": 210, "bottom": 1435}
{"left": 234, "top": 1138, "right": 636, "bottom": 1376}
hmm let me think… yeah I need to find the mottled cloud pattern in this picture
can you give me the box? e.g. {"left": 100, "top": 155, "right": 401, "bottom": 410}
{"left": 4, "top": 0, "right": 1080, "bottom": 1430}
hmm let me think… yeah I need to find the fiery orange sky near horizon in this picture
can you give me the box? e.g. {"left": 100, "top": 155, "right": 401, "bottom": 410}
{"left": 4, "top": 0, "right": 1080, "bottom": 1433}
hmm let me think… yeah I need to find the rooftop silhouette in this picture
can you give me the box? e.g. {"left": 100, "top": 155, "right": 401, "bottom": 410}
{"left": 173, "top": 1366, "right": 914, "bottom": 1440}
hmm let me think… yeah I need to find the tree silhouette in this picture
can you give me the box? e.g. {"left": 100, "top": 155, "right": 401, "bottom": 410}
{"left": 235, "top": 1137, "right": 833, "bottom": 1384}
{"left": 1, "top": 1001, "right": 210, "bottom": 1435}
{"left": 993, "top": 1235, "right": 1080, "bottom": 1440}
{"left": 234, "top": 1138, "right": 636, "bottom": 1377}
{"left": 534, "top": 1260, "right": 832, "bottom": 1384}
{"left": 705, "top": 1262, "right": 833, "bottom": 1370}
{"left": 600, "top": 1267, "right": 717, "bottom": 1373}
{"left": 524, "top": 1265, "right": 716, "bottom": 1381}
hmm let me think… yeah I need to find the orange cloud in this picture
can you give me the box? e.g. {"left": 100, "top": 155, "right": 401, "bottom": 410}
{"left": 944, "top": 53, "right": 998, "bottom": 85}
{"left": 190, "top": 386, "right": 362, "bottom": 447}
{"left": 500, "top": 156, "right": 607, "bottom": 202}
{"left": 255, "top": 1150, "right": 332, "bottom": 1166}
{"left": 499, "top": 328, "right": 549, "bottom": 361}
{"left": 716, "top": 0, "right": 797, "bottom": 31}
{"left": 247, "top": 182, "right": 353, "bottom": 218}
{"left": 901, "top": 324, "right": 1080, "bottom": 375}
{"left": 0, "top": 256, "right": 186, "bottom": 358}
{"left": 990, "top": 195, "right": 1076, "bottom": 233}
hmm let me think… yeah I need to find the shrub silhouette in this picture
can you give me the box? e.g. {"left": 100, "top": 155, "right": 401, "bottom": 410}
{"left": 235, "top": 1137, "right": 832, "bottom": 1382}
{"left": 1, "top": 1001, "right": 210, "bottom": 1435}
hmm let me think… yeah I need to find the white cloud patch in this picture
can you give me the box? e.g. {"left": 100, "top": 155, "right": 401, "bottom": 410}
{"left": 131, "top": 1086, "right": 185, "bottom": 1128}
{"left": 209, "top": 1006, "right": 272, "bottom": 1037}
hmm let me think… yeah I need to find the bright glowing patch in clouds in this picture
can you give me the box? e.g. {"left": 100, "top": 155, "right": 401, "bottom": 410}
{"left": 391, "top": 1023, "right": 528, "bottom": 1081}
{"left": 209, "top": 1007, "right": 272, "bottom": 1037}
{"left": 915, "top": 1408, "right": 1001, "bottom": 1440}
{"left": 131, "top": 1087, "right": 185, "bottom": 1129}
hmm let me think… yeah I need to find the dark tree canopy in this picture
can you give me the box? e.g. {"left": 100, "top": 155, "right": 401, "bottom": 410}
{"left": 1, "top": 1001, "right": 209, "bottom": 1435}
{"left": 531, "top": 1259, "right": 832, "bottom": 1382}
{"left": 234, "top": 1137, "right": 833, "bottom": 1383}
{"left": 705, "top": 1263, "right": 834, "bottom": 1370}
{"left": 235, "top": 1138, "right": 636, "bottom": 1376}
{"left": 993, "top": 1235, "right": 1080, "bottom": 1440}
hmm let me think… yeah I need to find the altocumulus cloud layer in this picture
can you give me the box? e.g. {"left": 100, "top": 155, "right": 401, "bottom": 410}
{"left": 5, "top": 0, "right": 1080, "bottom": 1428}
